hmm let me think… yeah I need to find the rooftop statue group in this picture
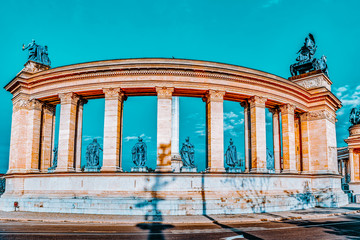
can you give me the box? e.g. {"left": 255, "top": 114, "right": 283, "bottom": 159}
{"left": 350, "top": 108, "right": 360, "bottom": 126}
{"left": 290, "top": 33, "right": 328, "bottom": 77}
{"left": 23, "top": 39, "right": 51, "bottom": 66}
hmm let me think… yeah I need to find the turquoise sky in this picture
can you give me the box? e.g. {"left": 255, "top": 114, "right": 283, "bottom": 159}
{"left": 1, "top": 0, "right": 359, "bottom": 173}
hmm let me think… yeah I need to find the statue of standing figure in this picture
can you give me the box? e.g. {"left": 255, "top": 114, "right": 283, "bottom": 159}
{"left": 48, "top": 146, "right": 58, "bottom": 172}
{"left": 22, "top": 40, "right": 51, "bottom": 66}
{"left": 85, "top": 139, "right": 103, "bottom": 171}
{"left": 132, "top": 137, "right": 147, "bottom": 167}
{"left": 180, "top": 137, "right": 195, "bottom": 168}
{"left": 225, "top": 139, "right": 240, "bottom": 168}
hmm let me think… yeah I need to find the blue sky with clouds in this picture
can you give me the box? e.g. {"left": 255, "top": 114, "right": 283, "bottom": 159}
{"left": 1, "top": 0, "right": 359, "bottom": 173}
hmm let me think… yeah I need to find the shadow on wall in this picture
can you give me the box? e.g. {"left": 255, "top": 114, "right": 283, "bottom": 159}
{"left": 136, "top": 142, "right": 175, "bottom": 240}
{"left": 0, "top": 177, "right": 5, "bottom": 196}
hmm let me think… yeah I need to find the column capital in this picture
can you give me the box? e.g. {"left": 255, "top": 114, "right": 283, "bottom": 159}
{"left": 240, "top": 101, "right": 248, "bottom": 108}
{"left": 43, "top": 103, "right": 56, "bottom": 115}
{"left": 249, "top": 96, "right": 267, "bottom": 107}
{"left": 206, "top": 90, "right": 225, "bottom": 103}
{"left": 279, "top": 103, "right": 296, "bottom": 115}
{"left": 268, "top": 107, "right": 280, "bottom": 115}
{"left": 156, "top": 87, "right": 174, "bottom": 99}
{"left": 59, "top": 92, "right": 80, "bottom": 105}
{"left": 79, "top": 98, "right": 88, "bottom": 106}
{"left": 103, "top": 88, "right": 125, "bottom": 101}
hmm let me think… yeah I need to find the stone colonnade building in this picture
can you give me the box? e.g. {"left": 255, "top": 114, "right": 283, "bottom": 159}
{"left": 345, "top": 123, "right": 360, "bottom": 202}
{"left": 0, "top": 59, "right": 348, "bottom": 215}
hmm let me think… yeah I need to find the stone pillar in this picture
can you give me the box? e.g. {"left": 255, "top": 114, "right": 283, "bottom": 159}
{"left": 349, "top": 149, "right": 358, "bottom": 182}
{"left": 40, "top": 104, "right": 56, "bottom": 172}
{"left": 249, "top": 96, "right": 267, "bottom": 173}
{"left": 308, "top": 110, "right": 338, "bottom": 174}
{"left": 8, "top": 96, "right": 43, "bottom": 173}
{"left": 280, "top": 104, "right": 297, "bottom": 173}
{"left": 205, "top": 90, "right": 225, "bottom": 173}
{"left": 269, "top": 108, "right": 281, "bottom": 173}
{"left": 300, "top": 113, "right": 311, "bottom": 174}
{"left": 295, "top": 115, "right": 302, "bottom": 172}
{"left": 102, "top": 88, "right": 124, "bottom": 172}
{"left": 241, "top": 101, "right": 251, "bottom": 173}
{"left": 171, "top": 96, "right": 182, "bottom": 172}
{"left": 75, "top": 99, "right": 87, "bottom": 172}
{"left": 156, "top": 87, "right": 174, "bottom": 172}
{"left": 56, "top": 92, "right": 80, "bottom": 172}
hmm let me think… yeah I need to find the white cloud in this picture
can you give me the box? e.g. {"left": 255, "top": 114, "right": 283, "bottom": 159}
{"left": 356, "top": 85, "right": 360, "bottom": 90}
{"left": 124, "top": 133, "right": 151, "bottom": 143}
{"left": 224, "top": 111, "right": 238, "bottom": 120}
{"left": 83, "top": 136, "right": 102, "bottom": 142}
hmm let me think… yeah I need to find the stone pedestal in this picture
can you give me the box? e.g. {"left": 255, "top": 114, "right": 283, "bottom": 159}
{"left": 84, "top": 166, "right": 101, "bottom": 172}
{"left": 180, "top": 166, "right": 197, "bottom": 173}
{"left": 131, "top": 167, "right": 148, "bottom": 172}
{"left": 226, "top": 167, "right": 242, "bottom": 173}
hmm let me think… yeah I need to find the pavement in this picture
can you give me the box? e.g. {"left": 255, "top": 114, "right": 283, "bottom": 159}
{"left": 0, "top": 204, "right": 359, "bottom": 225}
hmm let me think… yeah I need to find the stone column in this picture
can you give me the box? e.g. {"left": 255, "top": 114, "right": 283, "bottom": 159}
{"left": 205, "top": 90, "right": 226, "bottom": 172}
{"left": 269, "top": 108, "right": 281, "bottom": 173}
{"left": 299, "top": 113, "right": 311, "bottom": 174}
{"left": 102, "top": 88, "right": 124, "bottom": 172}
{"left": 295, "top": 116, "right": 302, "bottom": 172}
{"left": 156, "top": 87, "right": 174, "bottom": 172}
{"left": 280, "top": 104, "right": 297, "bottom": 173}
{"left": 56, "top": 92, "right": 80, "bottom": 172}
{"left": 171, "top": 96, "right": 182, "bottom": 172}
{"left": 75, "top": 99, "right": 87, "bottom": 172}
{"left": 241, "top": 101, "right": 251, "bottom": 173}
{"left": 249, "top": 96, "right": 267, "bottom": 173}
{"left": 40, "top": 104, "right": 56, "bottom": 172}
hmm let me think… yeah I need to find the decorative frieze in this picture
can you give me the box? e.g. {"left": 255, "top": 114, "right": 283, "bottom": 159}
{"left": 304, "top": 110, "right": 336, "bottom": 123}
{"left": 156, "top": 87, "right": 174, "bottom": 99}
{"left": 22, "top": 60, "right": 50, "bottom": 74}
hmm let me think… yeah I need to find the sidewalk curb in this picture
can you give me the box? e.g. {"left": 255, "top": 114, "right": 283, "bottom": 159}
{"left": 0, "top": 210, "right": 359, "bottom": 225}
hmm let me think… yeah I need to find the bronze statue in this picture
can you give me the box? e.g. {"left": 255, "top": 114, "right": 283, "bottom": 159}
{"left": 85, "top": 139, "right": 103, "bottom": 169}
{"left": 350, "top": 108, "right": 360, "bottom": 126}
{"left": 180, "top": 137, "right": 195, "bottom": 168}
{"left": 225, "top": 139, "right": 240, "bottom": 168}
{"left": 22, "top": 40, "right": 51, "bottom": 66}
{"left": 48, "top": 146, "right": 58, "bottom": 171}
{"left": 290, "top": 34, "right": 328, "bottom": 77}
{"left": 132, "top": 137, "right": 147, "bottom": 167}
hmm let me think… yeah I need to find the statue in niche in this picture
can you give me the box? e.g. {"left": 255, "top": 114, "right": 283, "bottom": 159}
{"left": 85, "top": 139, "right": 103, "bottom": 171}
{"left": 48, "top": 146, "right": 58, "bottom": 172}
{"left": 225, "top": 139, "right": 240, "bottom": 168}
{"left": 22, "top": 39, "right": 51, "bottom": 66}
{"left": 180, "top": 137, "right": 195, "bottom": 168}
{"left": 132, "top": 137, "right": 147, "bottom": 167}
{"left": 350, "top": 108, "right": 360, "bottom": 126}
{"left": 290, "top": 34, "right": 329, "bottom": 77}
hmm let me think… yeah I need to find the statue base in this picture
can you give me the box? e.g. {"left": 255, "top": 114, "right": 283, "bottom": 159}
{"left": 131, "top": 167, "right": 148, "bottom": 172}
{"left": 84, "top": 166, "right": 101, "bottom": 172}
{"left": 180, "top": 166, "right": 197, "bottom": 173}
{"left": 226, "top": 167, "right": 242, "bottom": 173}
{"left": 47, "top": 166, "right": 57, "bottom": 173}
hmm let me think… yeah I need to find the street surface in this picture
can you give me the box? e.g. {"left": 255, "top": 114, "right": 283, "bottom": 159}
{"left": 0, "top": 214, "right": 359, "bottom": 239}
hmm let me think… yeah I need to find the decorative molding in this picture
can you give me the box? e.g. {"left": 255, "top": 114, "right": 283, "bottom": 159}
{"left": 13, "top": 99, "right": 30, "bottom": 113}
{"left": 279, "top": 104, "right": 296, "bottom": 115}
{"left": 206, "top": 90, "right": 225, "bottom": 103}
{"left": 306, "top": 110, "right": 336, "bottom": 123}
{"left": 249, "top": 96, "right": 267, "bottom": 108}
{"left": 268, "top": 107, "right": 280, "bottom": 115}
{"left": 156, "top": 87, "right": 174, "bottom": 99}
{"left": 23, "top": 60, "right": 50, "bottom": 74}
{"left": 28, "top": 99, "right": 43, "bottom": 111}
{"left": 59, "top": 92, "right": 80, "bottom": 105}
{"left": 292, "top": 75, "right": 331, "bottom": 91}
{"left": 349, "top": 124, "right": 360, "bottom": 136}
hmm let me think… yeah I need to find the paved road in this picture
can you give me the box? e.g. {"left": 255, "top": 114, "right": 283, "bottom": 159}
{"left": 0, "top": 214, "right": 359, "bottom": 240}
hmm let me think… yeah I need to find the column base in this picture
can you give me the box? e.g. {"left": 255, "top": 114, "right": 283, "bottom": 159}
{"left": 302, "top": 170, "right": 338, "bottom": 175}
{"left": 250, "top": 168, "right": 268, "bottom": 173}
{"left": 101, "top": 166, "right": 122, "bottom": 172}
{"left": 275, "top": 169, "right": 281, "bottom": 174}
{"left": 155, "top": 165, "right": 173, "bottom": 173}
{"left": 281, "top": 169, "right": 298, "bottom": 174}
{"left": 6, "top": 169, "right": 40, "bottom": 174}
